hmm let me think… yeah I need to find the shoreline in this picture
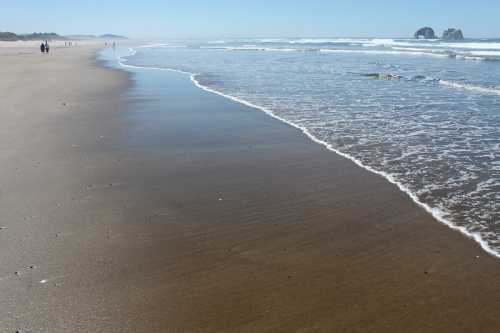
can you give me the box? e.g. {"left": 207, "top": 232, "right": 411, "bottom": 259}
{"left": 118, "top": 49, "right": 499, "bottom": 259}
{"left": 1, "top": 44, "right": 500, "bottom": 332}
{"left": 110, "top": 48, "right": 498, "bottom": 332}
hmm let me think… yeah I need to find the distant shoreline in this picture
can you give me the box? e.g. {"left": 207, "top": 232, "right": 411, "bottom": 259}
{"left": 0, "top": 31, "right": 127, "bottom": 42}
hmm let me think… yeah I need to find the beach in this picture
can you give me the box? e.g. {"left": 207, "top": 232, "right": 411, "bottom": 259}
{"left": 1, "top": 42, "right": 500, "bottom": 333}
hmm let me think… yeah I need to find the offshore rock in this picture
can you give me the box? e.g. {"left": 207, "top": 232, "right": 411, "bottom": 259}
{"left": 362, "top": 73, "right": 402, "bottom": 80}
{"left": 414, "top": 27, "right": 437, "bottom": 39}
{"left": 442, "top": 28, "right": 464, "bottom": 40}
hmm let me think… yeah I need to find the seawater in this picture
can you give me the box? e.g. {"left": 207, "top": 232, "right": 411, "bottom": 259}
{"left": 118, "top": 38, "right": 500, "bottom": 257}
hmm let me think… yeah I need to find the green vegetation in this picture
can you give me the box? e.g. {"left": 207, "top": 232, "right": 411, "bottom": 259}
{"left": 0, "top": 32, "right": 20, "bottom": 41}
{"left": 0, "top": 31, "right": 127, "bottom": 41}
{"left": 0, "top": 32, "right": 65, "bottom": 41}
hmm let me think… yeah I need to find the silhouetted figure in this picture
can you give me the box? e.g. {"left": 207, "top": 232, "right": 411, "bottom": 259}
{"left": 40, "top": 43, "right": 46, "bottom": 53}
{"left": 44, "top": 41, "right": 50, "bottom": 54}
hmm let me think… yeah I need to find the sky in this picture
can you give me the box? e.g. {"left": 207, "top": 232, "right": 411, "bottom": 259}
{"left": 2, "top": 0, "right": 500, "bottom": 39}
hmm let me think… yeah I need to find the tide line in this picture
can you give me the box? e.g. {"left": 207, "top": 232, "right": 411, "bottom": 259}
{"left": 115, "top": 47, "right": 500, "bottom": 259}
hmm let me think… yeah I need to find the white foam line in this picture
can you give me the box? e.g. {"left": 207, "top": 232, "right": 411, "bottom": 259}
{"left": 116, "top": 47, "right": 500, "bottom": 259}
{"left": 439, "top": 80, "right": 500, "bottom": 95}
{"left": 320, "top": 49, "right": 450, "bottom": 58}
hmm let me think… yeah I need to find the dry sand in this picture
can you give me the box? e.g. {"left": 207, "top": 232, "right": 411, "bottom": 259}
{"left": 0, "top": 43, "right": 499, "bottom": 332}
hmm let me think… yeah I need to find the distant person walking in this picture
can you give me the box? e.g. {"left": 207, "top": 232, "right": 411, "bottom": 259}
{"left": 44, "top": 41, "right": 50, "bottom": 54}
{"left": 40, "top": 42, "right": 45, "bottom": 53}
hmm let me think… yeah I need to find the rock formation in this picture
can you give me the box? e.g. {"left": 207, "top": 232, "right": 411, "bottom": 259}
{"left": 414, "top": 27, "right": 437, "bottom": 39}
{"left": 442, "top": 28, "right": 464, "bottom": 40}
{"left": 362, "top": 73, "right": 402, "bottom": 80}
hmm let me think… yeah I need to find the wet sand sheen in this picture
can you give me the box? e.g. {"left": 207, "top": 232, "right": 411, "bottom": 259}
{"left": 0, "top": 46, "right": 499, "bottom": 332}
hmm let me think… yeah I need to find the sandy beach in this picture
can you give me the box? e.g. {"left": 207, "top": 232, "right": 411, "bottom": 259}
{"left": 1, "top": 43, "right": 500, "bottom": 333}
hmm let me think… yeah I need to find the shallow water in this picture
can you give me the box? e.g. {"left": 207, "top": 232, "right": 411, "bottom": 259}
{"left": 120, "top": 38, "right": 500, "bottom": 257}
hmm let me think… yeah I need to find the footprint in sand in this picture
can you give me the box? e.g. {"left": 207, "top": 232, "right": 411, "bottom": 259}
{"left": 55, "top": 231, "right": 76, "bottom": 238}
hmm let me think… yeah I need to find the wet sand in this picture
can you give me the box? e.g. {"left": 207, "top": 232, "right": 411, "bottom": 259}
{"left": 1, "top": 45, "right": 500, "bottom": 332}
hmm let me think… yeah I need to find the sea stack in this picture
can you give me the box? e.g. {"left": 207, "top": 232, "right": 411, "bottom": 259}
{"left": 414, "top": 27, "right": 437, "bottom": 39}
{"left": 442, "top": 28, "right": 464, "bottom": 40}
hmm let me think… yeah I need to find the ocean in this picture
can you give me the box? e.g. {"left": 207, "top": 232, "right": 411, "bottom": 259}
{"left": 115, "top": 37, "right": 500, "bottom": 257}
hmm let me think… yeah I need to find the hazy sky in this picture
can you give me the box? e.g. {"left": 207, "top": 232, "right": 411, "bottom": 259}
{"left": 3, "top": 0, "right": 499, "bottom": 38}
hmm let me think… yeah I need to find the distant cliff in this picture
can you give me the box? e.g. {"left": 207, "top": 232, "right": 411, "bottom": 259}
{"left": 442, "top": 28, "right": 464, "bottom": 40}
{"left": 414, "top": 27, "right": 437, "bottom": 39}
{"left": 99, "top": 34, "right": 128, "bottom": 40}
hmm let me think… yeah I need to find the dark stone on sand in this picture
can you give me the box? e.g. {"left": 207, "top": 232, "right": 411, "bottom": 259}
{"left": 442, "top": 28, "right": 464, "bottom": 40}
{"left": 414, "top": 27, "right": 437, "bottom": 39}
